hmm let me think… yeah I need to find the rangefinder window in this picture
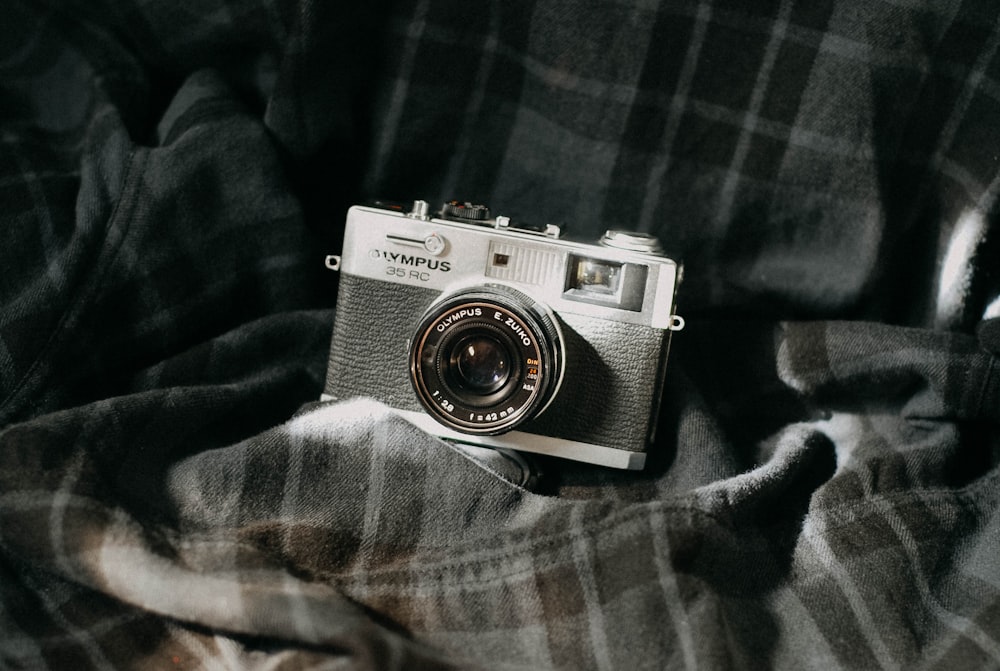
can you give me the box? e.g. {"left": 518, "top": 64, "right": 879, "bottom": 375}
{"left": 563, "top": 255, "right": 647, "bottom": 311}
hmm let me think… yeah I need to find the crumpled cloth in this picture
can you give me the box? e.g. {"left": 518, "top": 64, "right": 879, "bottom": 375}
{"left": 2, "top": 1, "right": 999, "bottom": 669}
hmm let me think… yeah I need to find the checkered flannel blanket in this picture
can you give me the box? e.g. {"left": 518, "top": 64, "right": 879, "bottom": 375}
{"left": 2, "top": 1, "right": 999, "bottom": 669}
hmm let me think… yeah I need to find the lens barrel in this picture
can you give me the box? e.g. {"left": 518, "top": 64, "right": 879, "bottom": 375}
{"left": 409, "top": 285, "right": 563, "bottom": 434}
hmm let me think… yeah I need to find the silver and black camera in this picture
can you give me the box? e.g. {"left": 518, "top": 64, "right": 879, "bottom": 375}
{"left": 322, "top": 200, "right": 684, "bottom": 469}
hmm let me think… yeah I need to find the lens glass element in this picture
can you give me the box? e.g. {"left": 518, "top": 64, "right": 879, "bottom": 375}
{"left": 452, "top": 335, "right": 510, "bottom": 393}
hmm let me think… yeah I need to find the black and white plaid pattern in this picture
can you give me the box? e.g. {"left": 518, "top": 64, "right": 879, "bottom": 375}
{"left": 2, "top": 1, "right": 999, "bottom": 668}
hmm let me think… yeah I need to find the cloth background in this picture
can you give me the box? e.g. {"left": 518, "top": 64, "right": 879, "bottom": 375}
{"left": 2, "top": 0, "right": 999, "bottom": 668}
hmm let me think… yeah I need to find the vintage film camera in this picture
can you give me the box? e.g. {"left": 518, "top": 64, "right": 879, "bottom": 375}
{"left": 322, "top": 200, "right": 684, "bottom": 469}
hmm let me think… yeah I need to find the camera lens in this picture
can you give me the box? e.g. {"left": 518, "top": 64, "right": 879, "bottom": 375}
{"left": 409, "top": 285, "right": 564, "bottom": 435}
{"left": 451, "top": 335, "right": 511, "bottom": 393}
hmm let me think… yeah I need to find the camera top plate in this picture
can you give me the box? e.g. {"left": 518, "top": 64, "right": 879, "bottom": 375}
{"left": 339, "top": 200, "right": 683, "bottom": 331}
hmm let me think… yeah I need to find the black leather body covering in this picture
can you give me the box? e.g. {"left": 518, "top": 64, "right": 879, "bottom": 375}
{"left": 325, "top": 273, "right": 671, "bottom": 453}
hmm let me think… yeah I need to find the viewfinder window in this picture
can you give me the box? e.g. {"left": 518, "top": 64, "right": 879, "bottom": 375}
{"left": 563, "top": 255, "right": 647, "bottom": 311}
{"left": 570, "top": 258, "right": 623, "bottom": 296}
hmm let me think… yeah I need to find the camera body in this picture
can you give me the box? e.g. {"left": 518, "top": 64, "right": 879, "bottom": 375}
{"left": 322, "top": 200, "right": 684, "bottom": 469}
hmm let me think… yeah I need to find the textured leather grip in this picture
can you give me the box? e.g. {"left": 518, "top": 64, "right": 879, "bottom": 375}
{"left": 324, "top": 274, "right": 432, "bottom": 411}
{"left": 523, "top": 312, "right": 669, "bottom": 452}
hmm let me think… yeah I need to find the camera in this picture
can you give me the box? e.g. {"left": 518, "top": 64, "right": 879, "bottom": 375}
{"left": 322, "top": 200, "right": 684, "bottom": 469}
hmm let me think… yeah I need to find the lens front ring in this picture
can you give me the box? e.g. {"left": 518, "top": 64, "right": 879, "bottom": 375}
{"left": 409, "top": 286, "right": 563, "bottom": 435}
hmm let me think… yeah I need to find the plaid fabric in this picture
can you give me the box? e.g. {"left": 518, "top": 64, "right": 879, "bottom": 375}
{"left": 2, "top": 0, "right": 1000, "bottom": 669}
